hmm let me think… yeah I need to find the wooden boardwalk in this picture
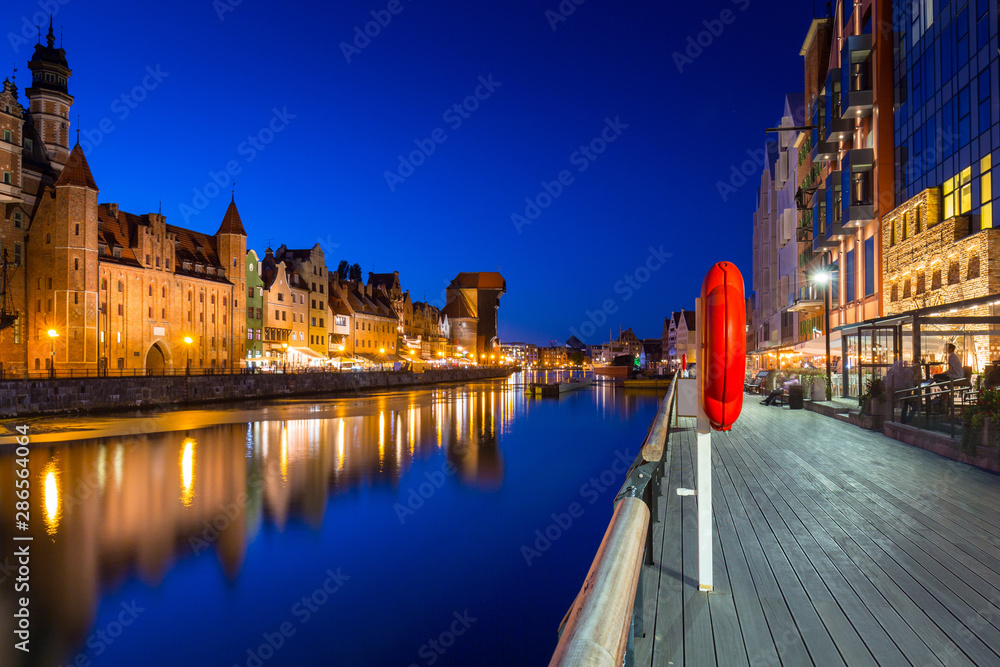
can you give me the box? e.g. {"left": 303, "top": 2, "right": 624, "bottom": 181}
{"left": 635, "top": 395, "right": 1000, "bottom": 666}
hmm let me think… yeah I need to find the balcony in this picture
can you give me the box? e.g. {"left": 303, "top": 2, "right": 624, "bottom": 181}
{"left": 842, "top": 147, "right": 873, "bottom": 172}
{"left": 814, "top": 140, "right": 839, "bottom": 162}
{"left": 825, "top": 115, "right": 853, "bottom": 142}
{"left": 845, "top": 34, "right": 872, "bottom": 63}
{"left": 787, "top": 284, "right": 824, "bottom": 313}
{"left": 842, "top": 89, "right": 873, "bottom": 117}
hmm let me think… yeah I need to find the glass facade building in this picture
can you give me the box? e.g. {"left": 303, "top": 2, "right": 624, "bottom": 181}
{"left": 893, "top": 0, "right": 999, "bottom": 229}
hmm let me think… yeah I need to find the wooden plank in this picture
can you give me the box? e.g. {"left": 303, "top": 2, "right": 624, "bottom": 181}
{"left": 732, "top": 400, "right": 1000, "bottom": 665}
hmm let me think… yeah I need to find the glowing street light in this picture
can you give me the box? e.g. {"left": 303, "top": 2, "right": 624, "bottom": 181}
{"left": 183, "top": 335, "right": 194, "bottom": 374}
{"left": 47, "top": 328, "right": 58, "bottom": 378}
{"left": 811, "top": 268, "right": 833, "bottom": 400}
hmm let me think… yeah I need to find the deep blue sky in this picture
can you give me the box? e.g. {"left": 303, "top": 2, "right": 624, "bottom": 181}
{"left": 6, "top": 0, "right": 813, "bottom": 346}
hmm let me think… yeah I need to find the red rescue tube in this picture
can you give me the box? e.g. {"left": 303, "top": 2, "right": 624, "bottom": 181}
{"left": 681, "top": 354, "right": 687, "bottom": 371}
{"left": 701, "top": 262, "right": 746, "bottom": 431}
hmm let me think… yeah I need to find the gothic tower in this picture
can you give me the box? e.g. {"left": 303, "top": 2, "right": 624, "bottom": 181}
{"left": 215, "top": 196, "right": 247, "bottom": 368}
{"left": 25, "top": 16, "right": 73, "bottom": 171}
{"left": 0, "top": 76, "right": 25, "bottom": 202}
{"left": 26, "top": 141, "right": 99, "bottom": 373}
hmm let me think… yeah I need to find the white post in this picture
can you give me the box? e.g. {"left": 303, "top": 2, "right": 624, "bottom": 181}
{"left": 695, "top": 297, "right": 713, "bottom": 592}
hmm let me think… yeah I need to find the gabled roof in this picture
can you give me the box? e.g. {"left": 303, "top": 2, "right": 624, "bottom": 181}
{"left": 448, "top": 272, "right": 506, "bottom": 291}
{"left": 682, "top": 311, "right": 696, "bottom": 331}
{"left": 215, "top": 198, "right": 246, "bottom": 236}
{"left": 368, "top": 271, "right": 400, "bottom": 292}
{"left": 55, "top": 143, "right": 99, "bottom": 190}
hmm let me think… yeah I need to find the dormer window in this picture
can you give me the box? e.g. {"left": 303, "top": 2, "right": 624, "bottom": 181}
{"left": 13, "top": 211, "right": 22, "bottom": 229}
{"left": 112, "top": 247, "right": 122, "bottom": 259}
{"left": 182, "top": 261, "right": 192, "bottom": 271}
{"left": 24, "top": 138, "right": 32, "bottom": 152}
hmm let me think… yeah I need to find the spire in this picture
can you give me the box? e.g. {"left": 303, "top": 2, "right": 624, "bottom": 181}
{"left": 46, "top": 15, "right": 54, "bottom": 48}
{"left": 215, "top": 197, "right": 246, "bottom": 236}
{"left": 54, "top": 143, "right": 98, "bottom": 189}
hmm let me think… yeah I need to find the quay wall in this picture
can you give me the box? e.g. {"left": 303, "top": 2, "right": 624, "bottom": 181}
{"left": 0, "top": 367, "right": 514, "bottom": 418}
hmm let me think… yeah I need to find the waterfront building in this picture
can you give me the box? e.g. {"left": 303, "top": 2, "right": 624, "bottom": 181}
{"left": 368, "top": 271, "right": 412, "bottom": 341}
{"left": 245, "top": 250, "right": 264, "bottom": 365}
{"left": 807, "top": 2, "right": 894, "bottom": 329}
{"left": 0, "top": 25, "right": 246, "bottom": 375}
{"left": 500, "top": 342, "right": 537, "bottom": 367}
{"left": 674, "top": 313, "right": 696, "bottom": 366}
{"left": 275, "top": 244, "right": 331, "bottom": 361}
{"left": 877, "top": 0, "right": 1000, "bottom": 369}
{"left": 260, "top": 249, "right": 294, "bottom": 368}
{"left": 539, "top": 346, "right": 569, "bottom": 367}
{"left": 329, "top": 276, "right": 399, "bottom": 366}
{"left": 326, "top": 277, "right": 352, "bottom": 364}
{"left": 441, "top": 272, "right": 505, "bottom": 359}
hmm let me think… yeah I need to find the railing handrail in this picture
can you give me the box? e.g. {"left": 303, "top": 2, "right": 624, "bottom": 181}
{"left": 892, "top": 378, "right": 971, "bottom": 398}
{"left": 550, "top": 376, "right": 677, "bottom": 667}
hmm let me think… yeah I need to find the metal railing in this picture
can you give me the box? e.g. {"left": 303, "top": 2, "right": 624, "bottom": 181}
{"left": 891, "top": 378, "right": 974, "bottom": 439}
{"left": 550, "top": 377, "right": 677, "bottom": 667}
{"left": 0, "top": 364, "right": 516, "bottom": 381}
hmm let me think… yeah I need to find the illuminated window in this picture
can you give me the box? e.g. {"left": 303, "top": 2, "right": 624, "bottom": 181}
{"left": 982, "top": 156, "right": 992, "bottom": 228}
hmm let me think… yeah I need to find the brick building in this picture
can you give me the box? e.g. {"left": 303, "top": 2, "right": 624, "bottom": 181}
{"left": 441, "top": 272, "right": 505, "bottom": 360}
{"left": 0, "top": 25, "right": 246, "bottom": 375}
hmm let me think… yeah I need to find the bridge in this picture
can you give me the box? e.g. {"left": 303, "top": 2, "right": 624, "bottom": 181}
{"left": 552, "top": 383, "right": 1000, "bottom": 666}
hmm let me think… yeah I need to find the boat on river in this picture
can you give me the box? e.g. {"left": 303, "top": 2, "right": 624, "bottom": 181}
{"left": 526, "top": 377, "right": 593, "bottom": 397}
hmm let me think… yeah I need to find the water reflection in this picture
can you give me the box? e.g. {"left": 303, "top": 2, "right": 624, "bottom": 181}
{"left": 0, "top": 371, "right": 651, "bottom": 665}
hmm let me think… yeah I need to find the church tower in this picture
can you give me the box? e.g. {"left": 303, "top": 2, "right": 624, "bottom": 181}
{"left": 25, "top": 16, "right": 73, "bottom": 171}
{"left": 215, "top": 196, "right": 247, "bottom": 368}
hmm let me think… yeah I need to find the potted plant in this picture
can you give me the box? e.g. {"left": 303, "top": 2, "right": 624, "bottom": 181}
{"left": 858, "top": 374, "right": 886, "bottom": 425}
{"left": 962, "top": 388, "right": 1000, "bottom": 455}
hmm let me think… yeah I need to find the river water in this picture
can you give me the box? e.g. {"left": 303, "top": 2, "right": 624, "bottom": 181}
{"left": 0, "top": 371, "right": 661, "bottom": 667}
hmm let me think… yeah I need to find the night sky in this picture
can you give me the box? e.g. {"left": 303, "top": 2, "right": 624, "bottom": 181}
{"left": 6, "top": 0, "right": 813, "bottom": 345}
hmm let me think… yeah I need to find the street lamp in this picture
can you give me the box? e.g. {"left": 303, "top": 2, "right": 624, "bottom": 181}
{"left": 183, "top": 336, "right": 193, "bottom": 374}
{"left": 812, "top": 270, "right": 832, "bottom": 400}
{"left": 47, "top": 329, "right": 58, "bottom": 378}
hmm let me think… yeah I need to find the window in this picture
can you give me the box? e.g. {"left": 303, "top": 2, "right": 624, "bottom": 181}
{"left": 311, "top": 317, "right": 316, "bottom": 327}
{"left": 148, "top": 285, "right": 153, "bottom": 296}
{"left": 161, "top": 308, "right": 166, "bottom": 319}
{"left": 74, "top": 258, "right": 79, "bottom": 270}
{"left": 248, "top": 287, "right": 254, "bottom": 300}
{"left": 45, "top": 233, "right": 50, "bottom": 244}
{"left": 13, "top": 244, "right": 21, "bottom": 266}
{"left": 2, "top": 171, "right": 10, "bottom": 185}
{"left": 211, "top": 294, "right": 215, "bottom": 305}
{"left": 256, "top": 308, "right": 261, "bottom": 319}
{"left": 146, "top": 254, "right": 150, "bottom": 265}
{"left": 319, "top": 318, "right": 324, "bottom": 327}
{"left": 24, "top": 138, "right": 32, "bottom": 152}
{"left": 248, "top": 306, "right": 254, "bottom": 318}
{"left": 943, "top": 167, "right": 973, "bottom": 218}
{"left": 931, "top": 269, "right": 941, "bottom": 290}
{"left": 982, "top": 155, "right": 992, "bottom": 229}
{"left": 156, "top": 257, "right": 160, "bottom": 268}
{"left": 13, "top": 211, "right": 22, "bottom": 228}
{"left": 162, "top": 286, "right": 166, "bottom": 298}
{"left": 101, "top": 278, "right": 107, "bottom": 290}
{"left": 118, "top": 280, "right": 123, "bottom": 292}
{"left": 281, "top": 311, "right": 286, "bottom": 321}
{"left": 117, "top": 304, "right": 123, "bottom": 316}
{"left": 277, "top": 293, "right": 284, "bottom": 302}
{"left": 916, "top": 273, "right": 925, "bottom": 294}
{"left": 903, "top": 278, "right": 911, "bottom": 299}
{"left": 890, "top": 284, "right": 898, "bottom": 302}
{"left": 969, "top": 255, "right": 981, "bottom": 279}
{"left": 148, "top": 307, "right": 153, "bottom": 317}
{"left": 2, "top": 130, "right": 10, "bottom": 143}
{"left": 199, "top": 293, "right": 204, "bottom": 303}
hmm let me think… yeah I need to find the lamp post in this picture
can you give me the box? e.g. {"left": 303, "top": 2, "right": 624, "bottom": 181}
{"left": 812, "top": 270, "right": 832, "bottom": 400}
{"left": 183, "top": 336, "right": 193, "bottom": 375}
{"left": 379, "top": 347, "right": 386, "bottom": 371}
{"left": 282, "top": 342, "right": 288, "bottom": 373}
{"left": 47, "top": 329, "right": 58, "bottom": 378}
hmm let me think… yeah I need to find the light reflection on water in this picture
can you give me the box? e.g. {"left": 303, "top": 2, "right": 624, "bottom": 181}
{"left": 0, "top": 370, "right": 659, "bottom": 666}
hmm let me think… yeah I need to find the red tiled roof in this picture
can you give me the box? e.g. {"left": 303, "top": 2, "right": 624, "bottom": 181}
{"left": 215, "top": 198, "right": 246, "bottom": 236}
{"left": 55, "top": 143, "right": 99, "bottom": 190}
